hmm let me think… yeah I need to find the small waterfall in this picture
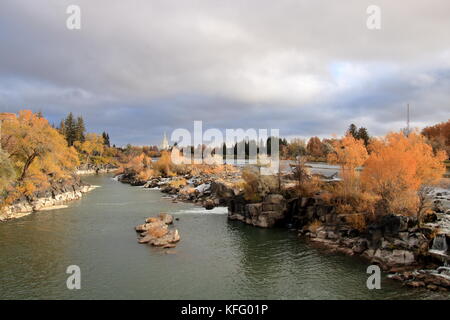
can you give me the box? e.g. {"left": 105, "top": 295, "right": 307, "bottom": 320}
{"left": 432, "top": 234, "right": 448, "bottom": 253}
{"left": 112, "top": 174, "right": 124, "bottom": 182}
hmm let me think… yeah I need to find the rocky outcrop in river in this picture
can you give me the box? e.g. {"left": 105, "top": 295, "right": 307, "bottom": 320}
{"left": 116, "top": 167, "right": 450, "bottom": 292}
{"left": 227, "top": 191, "right": 450, "bottom": 292}
{"left": 135, "top": 213, "right": 180, "bottom": 248}
{"left": 388, "top": 267, "right": 450, "bottom": 291}
{"left": 118, "top": 172, "right": 242, "bottom": 210}
{"left": 228, "top": 194, "right": 287, "bottom": 228}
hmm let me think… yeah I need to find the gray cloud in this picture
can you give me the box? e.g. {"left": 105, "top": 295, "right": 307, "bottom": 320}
{"left": 0, "top": 0, "right": 449, "bottom": 145}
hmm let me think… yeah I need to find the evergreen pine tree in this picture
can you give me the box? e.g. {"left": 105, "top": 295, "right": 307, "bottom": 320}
{"left": 266, "top": 137, "right": 272, "bottom": 156}
{"left": 356, "top": 127, "right": 370, "bottom": 147}
{"left": 64, "top": 112, "right": 76, "bottom": 146}
{"left": 348, "top": 124, "right": 358, "bottom": 139}
{"left": 75, "top": 116, "right": 86, "bottom": 143}
{"left": 222, "top": 142, "right": 227, "bottom": 159}
{"left": 102, "top": 132, "right": 111, "bottom": 147}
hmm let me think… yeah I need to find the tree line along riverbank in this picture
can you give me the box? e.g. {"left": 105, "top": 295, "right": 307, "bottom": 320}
{"left": 116, "top": 162, "right": 450, "bottom": 292}
{"left": 113, "top": 128, "right": 449, "bottom": 293}
{"left": 1, "top": 110, "right": 449, "bottom": 293}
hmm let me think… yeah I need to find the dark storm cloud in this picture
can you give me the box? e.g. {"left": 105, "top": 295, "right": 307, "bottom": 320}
{"left": 0, "top": 0, "right": 449, "bottom": 145}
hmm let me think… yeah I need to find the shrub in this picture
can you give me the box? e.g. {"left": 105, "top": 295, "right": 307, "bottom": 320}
{"left": 190, "top": 163, "right": 236, "bottom": 176}
{"left": 308, "top": 220, "right": 322, "bottom": 233}
{"left": 324, "top": 181, "right": 378, "bottom": 228}
{"left": 345, "top": 214, "right": 367, "bottom": 231}
{"left": 137, "top": 169, "right": 155, "bottom": 182}
{"left": 335, "top": 203, "right": 353, "bottom": 215}
{"left": 168, "top": 178, "right": 187, "bottom": 189}
{"left": 241, "top": 166, "right": 278, "bottom": 202}
{"left": 319, "top": 191, "right": 333, "bottom": 203}
{"left": 153, "top": 151, "right": 174, "bottom": 176}
{"left": 297, "top": 176, "right": 322, "bottom": 198}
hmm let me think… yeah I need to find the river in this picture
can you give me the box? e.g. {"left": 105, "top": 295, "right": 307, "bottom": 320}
{"left": 0, "top": 174, "right": 446, "bottom": 299}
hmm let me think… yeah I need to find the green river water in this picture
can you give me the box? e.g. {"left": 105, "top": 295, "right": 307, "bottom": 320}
{"left": 0, "top": 174, "right": 446, "bottom": 299}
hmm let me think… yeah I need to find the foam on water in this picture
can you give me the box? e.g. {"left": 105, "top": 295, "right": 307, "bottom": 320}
{"left": 174, "top": 206, "right": 228, "bottom": 215}
{"left": 111, "top": 174, "right": 123, "bottom": 181}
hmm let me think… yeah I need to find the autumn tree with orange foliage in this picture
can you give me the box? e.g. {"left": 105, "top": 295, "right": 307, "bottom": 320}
{"left": 361, "top": 131, "right": 446, "bottom": 216}
{"left": 1, "top": 110, "right": 79, "bottom": 199}
{"left": 74, "top": 133, "right": 105, "bottom": 164}
{"left": 0, "top": 149, "right": 15, "bottom": 194}
{"left": 306, "top": 136, "right": 324, "bottom": 159}
{"left": 328, "top": 134, "right": 368, "bottom": 197}
{"left": 324, "top": 134, "right": 374, "bottom": 229}
{"left": 328, "top": 134, "right": 368, "bottom": 170}
{"left": 118, "top": 153, "right": 155, "bottom": 181}
{"left": 421, "top": 119, "right": 450, "bottom": 158}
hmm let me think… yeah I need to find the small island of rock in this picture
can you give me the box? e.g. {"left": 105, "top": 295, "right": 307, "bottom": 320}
{"left": 135, "top": 213, "right": 180, "bottom": 248}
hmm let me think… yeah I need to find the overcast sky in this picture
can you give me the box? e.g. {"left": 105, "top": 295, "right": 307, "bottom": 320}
{"left": 0, "top": 0, "right": 449, "bottom": 146}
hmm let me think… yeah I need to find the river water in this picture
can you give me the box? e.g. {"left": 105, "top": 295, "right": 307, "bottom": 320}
{"left": 0, "top": 175, "right": 446, "bottom": 299}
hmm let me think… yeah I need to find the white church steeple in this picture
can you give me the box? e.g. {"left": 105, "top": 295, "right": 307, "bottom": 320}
{"left": 159, "top": 132, "right": 169, "bottom": 150}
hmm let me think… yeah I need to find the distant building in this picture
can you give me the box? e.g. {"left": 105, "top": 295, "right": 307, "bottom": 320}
{"left": 159, "top": 132, "right": 170, "bottom": 151}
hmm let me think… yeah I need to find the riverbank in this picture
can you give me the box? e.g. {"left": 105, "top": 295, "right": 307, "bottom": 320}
{"left": 75, "top": 164, "right": 118, "bottom": 175}
{"left": 227, "top": 188, "right": 450, "bottom": 292}
{"left": 0, "top": 179, "right": 98, "bottom": 222}
{"left": 117, "top": 167, "right": 450, "bottom": 293}
{"left": 4, "top": 174, "right": 445, "bottom": 299}
{"left": 0, "top": 165, "right": 116, "bottom": 221}
{"left": 116, "top": 166, "right": 243, "bottom": 210}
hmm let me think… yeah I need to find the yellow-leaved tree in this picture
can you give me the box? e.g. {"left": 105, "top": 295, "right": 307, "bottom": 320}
{"left": 1, "top": 110, "right": 79, "bottom": 198}
{"left": 74, "top": 133, "right": 105, "bottom": 164}
{"left": 361, "top": 131, "right": 446, "bottom": 216}
{"left": 121, "top": 153, "right": 154, "bottom": 181}
{"left": 0, "top": 149, "right": 16, "bottom": 195}
{"left": 328, "top": 134, "right": 369, "bottom": 197}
